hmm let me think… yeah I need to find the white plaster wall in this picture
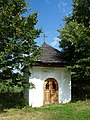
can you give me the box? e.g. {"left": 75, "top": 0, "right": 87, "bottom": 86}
{"left": 29, "top": 66, "right": 71, "bottom": 107}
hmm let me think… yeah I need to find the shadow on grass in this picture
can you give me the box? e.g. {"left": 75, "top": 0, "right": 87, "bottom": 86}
{"left": 0, "top": 109, "right": 7, "bottom": 113}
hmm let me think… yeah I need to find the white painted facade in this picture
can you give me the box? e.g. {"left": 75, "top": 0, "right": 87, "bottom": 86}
{"left": 25, "top": 66, "right": 71, "bottom": 107}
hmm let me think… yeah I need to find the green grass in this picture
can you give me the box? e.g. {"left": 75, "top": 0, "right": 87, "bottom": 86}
{"left": 0, "top": 101, "right": 90, "bottom": 120}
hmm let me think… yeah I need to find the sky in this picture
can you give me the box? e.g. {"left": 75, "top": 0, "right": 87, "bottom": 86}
{"left": 26, "top": 0, "right": 73, "bottom": 50}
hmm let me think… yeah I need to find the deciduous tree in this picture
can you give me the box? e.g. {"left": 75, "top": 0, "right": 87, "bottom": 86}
{"left": 0, "top": 0, "right": 41, "bottom": 93}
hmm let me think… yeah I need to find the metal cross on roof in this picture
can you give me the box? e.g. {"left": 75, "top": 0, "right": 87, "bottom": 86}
{"left": 42, "top": 34, "right": 47, "bottom": 43}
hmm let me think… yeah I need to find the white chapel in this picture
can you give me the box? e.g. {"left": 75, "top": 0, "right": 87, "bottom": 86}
{"left": 24, "top": 42, "right": 71, "bottom": 107}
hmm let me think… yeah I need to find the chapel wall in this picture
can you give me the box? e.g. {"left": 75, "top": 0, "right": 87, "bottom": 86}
{"left": 28, "top": 66, "right": 71, "bottom": 107}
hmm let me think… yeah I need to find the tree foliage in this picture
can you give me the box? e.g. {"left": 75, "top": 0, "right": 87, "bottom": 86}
{"left": 73, "top": 0, "right": 90, "bottom": 27}
{"left": 0, "top": 0, "right": 42, "bottom": 93}
{"left": 58, "top": 0, "right": 90, "bottom": 81}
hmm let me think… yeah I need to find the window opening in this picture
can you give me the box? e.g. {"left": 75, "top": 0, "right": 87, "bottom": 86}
{"left": 52, "top": 81, "right": 56, "bottom": 90}
{"left": 46, "top": 81, "right": 49, "bottom": 89}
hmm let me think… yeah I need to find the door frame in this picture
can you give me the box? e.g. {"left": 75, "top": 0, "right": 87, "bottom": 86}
{"left": 43, "top": 78, "right": 58, "bottom": 104}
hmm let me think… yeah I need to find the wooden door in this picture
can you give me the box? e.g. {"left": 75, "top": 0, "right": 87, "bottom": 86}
{"left": 44, "top": 78, "right": 58, "bottom": 104}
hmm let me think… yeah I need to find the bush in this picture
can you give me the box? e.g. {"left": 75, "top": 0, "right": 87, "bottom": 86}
{"left": 0, "top": 92, "right": 28, "bottom": 110}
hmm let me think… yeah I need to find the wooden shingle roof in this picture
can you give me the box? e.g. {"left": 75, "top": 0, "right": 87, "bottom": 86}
{"left": 37, "top": 42, "right": 66, "bottom": 64}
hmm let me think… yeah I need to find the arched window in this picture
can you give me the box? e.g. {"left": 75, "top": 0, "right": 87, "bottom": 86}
{"left": 52, "top": 81, "right": 56, "bottom": 90}
{"left": 46, "top": 81, "right": 49, "bottom": 89}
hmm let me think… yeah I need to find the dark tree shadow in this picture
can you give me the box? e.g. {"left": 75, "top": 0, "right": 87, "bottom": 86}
{"left": 71, "top": 79, "right": 90, "bottom": 101}
{"left": 0, "top": 92, "right": 27, "bottom": 111}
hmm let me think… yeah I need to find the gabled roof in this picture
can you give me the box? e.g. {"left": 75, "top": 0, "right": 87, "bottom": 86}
{"left": 37, "top": 42, "right": 66, "bottom": 64}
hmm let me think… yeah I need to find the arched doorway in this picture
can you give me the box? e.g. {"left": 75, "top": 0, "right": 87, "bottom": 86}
{"left": 44, "top": 78, "right": 58, "bottom": 104}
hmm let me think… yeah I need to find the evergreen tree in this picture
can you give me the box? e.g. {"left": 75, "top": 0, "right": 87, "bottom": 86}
{"left": 58, "top": 0, "right": 90, "bottom": 81}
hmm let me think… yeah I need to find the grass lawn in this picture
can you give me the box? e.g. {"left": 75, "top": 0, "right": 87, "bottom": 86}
{"left": 0, "top": 101, "right": 90, "bottom": 120}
